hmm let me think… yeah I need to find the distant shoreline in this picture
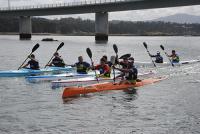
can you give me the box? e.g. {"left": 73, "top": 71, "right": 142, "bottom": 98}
{"left": 0, "top": 32, "right": 199, "bottom": 36}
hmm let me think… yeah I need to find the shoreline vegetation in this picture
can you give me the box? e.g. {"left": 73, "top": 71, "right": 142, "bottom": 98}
{"left": 1, "top": 16, "right": 200, "bottom": 36}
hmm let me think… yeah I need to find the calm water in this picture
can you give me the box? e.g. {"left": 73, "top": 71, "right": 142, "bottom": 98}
{"left": 0, "top": 35, "right": 200, "bottom": 134}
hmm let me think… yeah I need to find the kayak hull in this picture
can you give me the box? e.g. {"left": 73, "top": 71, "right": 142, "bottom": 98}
{"left": 51, "top": 71, "right": 154, "bottom": 89}
{"left": 25, "top": 70, "right": 121, "bottom": 83}
{"left": 62, "top": 77, "right": 164, "bottom": 98}
{"left": 0, "top": 66, "right": 73, "bottom": 77}
{"left": 135, "top": 59, "right": 200, "bottom": 67}
{"left": 26, "top": 72, "right": 95, "bottom": 83}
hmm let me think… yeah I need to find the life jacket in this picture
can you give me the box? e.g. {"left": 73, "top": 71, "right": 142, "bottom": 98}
{"left": 28, "top": 59, "right": 39, "bottom": 70}
{"left": 171, "top": 54, "right": 180, "bottom": 63}
{"left": 125, "top": 67, "right": 138, "bottom": 81}
{"left": 155, "top": 55, "right": 163, "bottom": 63}
{"left": 76, "top": 62, "right": 90, "bottom": 74}
{"left": 52, "top": 57, "right": 65, "bottom": 67}
{"left": 95, "top": 64, "right": 111, "bottom": 77}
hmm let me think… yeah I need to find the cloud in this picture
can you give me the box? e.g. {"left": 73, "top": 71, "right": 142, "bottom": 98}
{"left": 0, "top": 0, "right": 200, "bottom": 21}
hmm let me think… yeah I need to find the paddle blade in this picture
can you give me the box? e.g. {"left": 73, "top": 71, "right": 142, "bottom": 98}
{"left": 119, "top": 54, "right": 131, "bottom": 59}
{"left": 86, "top": 48, "right": 92, "bottom": 59}
{"left": 143, "top": 42, "right": 147, "bottom": 49}
{"left": 160, "top": 45, "right": 165, "bottom": 50}
{"left": 57, "top": 42, "right": 64, "bottom": 51}
{"left": 32, "top": 43, "right": 40, "bottom": 53}
{"left": 113, "top": 44, "right": 118, "bottom": 54}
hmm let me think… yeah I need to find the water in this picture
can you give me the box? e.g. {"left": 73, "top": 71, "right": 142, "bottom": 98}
{"left": 0, "top": 35, "right": 200, "bottom": 134}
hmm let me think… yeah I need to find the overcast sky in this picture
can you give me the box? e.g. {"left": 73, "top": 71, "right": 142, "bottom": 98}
{"left": 1, "top": 0, "right": 200, "bottom": 21}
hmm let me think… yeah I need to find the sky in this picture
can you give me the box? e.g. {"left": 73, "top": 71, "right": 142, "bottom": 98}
{"left": 1, "top": 0, "right": 200, "bottom": 21}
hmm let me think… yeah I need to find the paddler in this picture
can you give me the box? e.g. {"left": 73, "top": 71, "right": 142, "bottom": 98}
{"left": 74, "top": 56, "right": 90, "bottom": 74}
{"left": 22, "top": 54, "right": 40, "bottom": 70}
{"left": 102, "top": 55, "right": 112, "bottom": 67}
{"left": 48, "top": 52, "right": 65, "bottom": 67}
{"left": 114, "top": 56, "right": 138, "bottom": 84}
{"left": 168, "top": 50, "right": 180, "bottom": 63}
{"left": 92, "top": 57, "right": 111, "bottom": 78}
{"left": 150, "top": 51, "right": 163, "bottom": 63}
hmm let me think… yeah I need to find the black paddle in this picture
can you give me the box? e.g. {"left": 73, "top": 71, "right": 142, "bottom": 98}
{"left": 119, "top": 53, "right": 131, "bottom": 59}
{"left": 113, "top": 44, "right": 118, "bottom": 56}
{"left": 111, "top": 56, "right": 116, "bottom": 84}
{"left": 143, "top": 42, "right": 156, "bottom": 67}
{"left": 160, "top": 45, "right": 174, "bottom": 67}
{"left": 86, "top": 48, "right": 99, "bottom": 83}
{"left": 18, "top": 43, "right": 40, "bottom": 70}
{"left": 112, "top": 44, "right": 118, "bottom": 83}
{"left": 45, "top": 42, "right": 64, "bottom": 68}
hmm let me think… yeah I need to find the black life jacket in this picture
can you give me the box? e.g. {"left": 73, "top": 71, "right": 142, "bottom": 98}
{"left": 52, "top": 57, "right": 65, "bottom": 67}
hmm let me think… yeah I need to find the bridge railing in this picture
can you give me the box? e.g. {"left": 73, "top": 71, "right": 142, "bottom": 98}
{"left": 0, "top": 0, "right": 132, "bottom": 11}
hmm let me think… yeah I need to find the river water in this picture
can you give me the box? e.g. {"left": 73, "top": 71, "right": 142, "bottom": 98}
{"left": 0, "top": 35, "right": 200, "bottom": 134}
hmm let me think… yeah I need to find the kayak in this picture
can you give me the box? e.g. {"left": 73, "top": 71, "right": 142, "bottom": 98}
{"left": 135, "top": 59, "right": 200, "bottom": 67}
{"left": 0, "top": 66, "right": 73, "bottom": 77}
{"left": 62, "top": 77, "right": 165, "bottom": 98}
{"left": 52, "top": 71, "right": 155, "bottom": 89}
{"left": 25, "top": 70, "right": 120, "bottom": 83}
{"left": 26, "top": 71, "right": 97, "bottom": 83}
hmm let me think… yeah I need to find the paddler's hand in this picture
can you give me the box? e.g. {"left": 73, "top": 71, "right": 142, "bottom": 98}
{"left": 112, "top": 65, "right": 116, "bottom": 69}
{"left": 98, "top": 74, "right": 104, "bottom": 77}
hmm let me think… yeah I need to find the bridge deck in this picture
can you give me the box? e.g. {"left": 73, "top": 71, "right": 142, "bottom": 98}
{"left": 0, "top": 0, "right": 200, "bottom": 16}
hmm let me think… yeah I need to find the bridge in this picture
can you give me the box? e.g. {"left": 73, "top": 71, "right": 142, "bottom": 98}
{"left": 1, "top": 0, "right": 200, "bottom": 41}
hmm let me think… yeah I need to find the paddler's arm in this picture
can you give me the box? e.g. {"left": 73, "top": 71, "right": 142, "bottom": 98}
{"left": 113, "top": 66, "right": 130, "bottom": 73}
{"left": 22, "top": 63, "right": 29, "bottom": 68}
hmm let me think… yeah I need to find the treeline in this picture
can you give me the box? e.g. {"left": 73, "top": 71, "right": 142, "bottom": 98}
{"left": 0, "top": 16, "right": 200, "bottom": 35}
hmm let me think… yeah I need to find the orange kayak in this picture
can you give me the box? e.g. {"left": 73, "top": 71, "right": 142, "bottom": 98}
{"left": 62, "top": 77, "right": 165, "bottom": 98}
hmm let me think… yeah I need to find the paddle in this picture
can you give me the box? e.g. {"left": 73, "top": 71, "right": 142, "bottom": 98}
{"left": 110, "top": 56, "right": 116, "bottom": 84}
{"left": 18, "top": 43, "right": 40, "bottom": 70}
{"left": 113, "top": 44, "right": 118, "bottom": 56}
{"left": 143, "top": 42, "right": 156, "bottom": 67}
{"left": 45, "top": 42, "right": 64, "bottom": 68}
{"left": 86, "top": 48, "right": 99, "bottom": 83}
{"left": 119, "top": 53, "right": 131, "bottom": 59}
{"left": 160, "top": 45, "right": 174, "bottom": 67}
{"left": 112, "top": 44, "right": 118, "bottom": 82}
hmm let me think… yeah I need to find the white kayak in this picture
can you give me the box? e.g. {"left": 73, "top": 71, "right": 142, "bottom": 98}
{"left": 0, "top": 66, "right": 73, "bottom": 77}
{"left": 51, "top": 71, "right": 155, "bottom": 89}
{"left": 135, "top": 59, "right": 200, "bottom": 67}
{"left": 26, "top": 71, "right": 97, "bottom": 83}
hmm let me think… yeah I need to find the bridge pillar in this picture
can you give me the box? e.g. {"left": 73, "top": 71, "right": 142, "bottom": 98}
{"left": 95, "top": 12, "right": 108, "bottom": 41}
{"left": 19, "top": 16, "right": 32, "bottom": 40}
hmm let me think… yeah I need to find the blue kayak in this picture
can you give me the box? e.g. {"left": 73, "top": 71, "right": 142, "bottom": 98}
{"left": 0, "top": 66, "right": 73, "bottom": 77}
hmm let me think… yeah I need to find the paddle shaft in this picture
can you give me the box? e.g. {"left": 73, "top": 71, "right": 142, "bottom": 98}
{"left": 113, "top": 44, "right": 118, "bottom": 83}
{"left": 90, "top": 58, "right": 99, "bottom": 83}
{"left": 164, "top": 51, "right": 174, "bottom": 67}
{"left": 160, "top": 45, "right": 174, "bottom": 67}
{"left": 18, "top": 52, "right": 33, "bottom": 70}
{"left": 144, "top": 47, "right": 156, "bottom": 67}
{"left": 45, "top": 50, "right": 58, "bottom": 68}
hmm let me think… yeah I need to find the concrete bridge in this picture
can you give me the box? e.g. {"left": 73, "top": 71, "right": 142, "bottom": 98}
{"left": 1, "top": 0, "right": 200, "bottom": 41}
